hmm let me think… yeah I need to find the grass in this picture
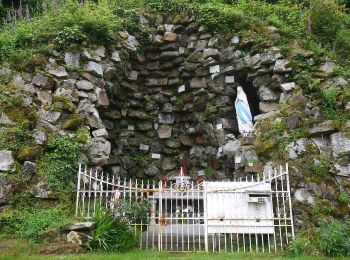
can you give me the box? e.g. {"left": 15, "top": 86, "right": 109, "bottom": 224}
{"left": 0, "top": 239, "right": 340, "bottom": 260}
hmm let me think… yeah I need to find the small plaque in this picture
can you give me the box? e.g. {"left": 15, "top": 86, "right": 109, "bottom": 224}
{"left": 179, "top": 47, "right": 186, "bottom": 55}
{"left": 154, "top": 123, "right": 159, "bottom": 130}
{"left": 209, "top": 65, "right": 220, "bottom": 74}
{"left": 188, "top": 127, "right": 196, "bottom": 134}
{"left": 198, "top": 170, "right": 205, "bottom": 176}
{"left": 216, "top": 124, "right": 223, "bottom": 130}
{"left": 235, "top": 156, "right": 242, "bottom": 164}
{"left": 151, "top": 153, "right": 161, "bottom": 159}
{"left": 218, "top": 147, "right": 223, "bottom": 153}
{"left": 225, "top": 76, "right": 235, "bottom": 83}
{"left": 139, "top": 144, "right": 149, "bottom": 151}
{"left": 128, "top": 125, "right": 135, "bottom": 131}
{"left": 178, "top": 85, "right": 185, "bottom": 93}
{"left": 248, "top": 162, "right": 254, "bottom": 167}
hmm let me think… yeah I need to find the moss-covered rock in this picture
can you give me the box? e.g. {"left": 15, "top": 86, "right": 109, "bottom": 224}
{"left": 62, "top": 115, "right": 84, "bottom": 131}
{"left": 17, "top": 145, "right": 43, "bottom": 161}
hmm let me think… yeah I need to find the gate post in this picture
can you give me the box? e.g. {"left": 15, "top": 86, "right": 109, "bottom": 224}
{"left": 203, "top": 181, "right": 208, "bottom": 252}
{"left": 158, "top": 181, "right": 163, "bottom": 251}
{"left": 286, "top": 163, "right": 295, "bottom": 239}
{"left": 75, "top": 164, "right": 81, "bottom": 216}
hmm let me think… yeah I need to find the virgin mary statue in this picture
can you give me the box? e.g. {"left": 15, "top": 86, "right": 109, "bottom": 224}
{"left": 235, "top": 86, "right": 254, "bottom": 135}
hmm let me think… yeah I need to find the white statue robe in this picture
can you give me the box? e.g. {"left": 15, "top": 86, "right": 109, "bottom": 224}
{"left": 235, "top": 86, "right": 254, "bottom": 135}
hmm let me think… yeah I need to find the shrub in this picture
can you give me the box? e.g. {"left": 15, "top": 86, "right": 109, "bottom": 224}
{"left": 91, "top": 209, "right": 136, "bottom": 252}
{"left": 197, "top": 3, "right": 245, "bottom": 34}
{"left": 16, "top": 208, "right": 70, "bottom": 240}
{"left": 318, "top": 219, "right": 350, "bottom": 257}
{"left": 119, "top": 199, "right": 151, "bottom": 224}
{"left": 35, "top": 135, "right": 80, "bottom": 194}
{"left": 309, "top": 0, "right": 346, "bottom": 47}
{"left": 288, "top": 235, "right": 310, "bottom": 256}
{"left": 56, "top": 26, "right": 87, "bottom": 48}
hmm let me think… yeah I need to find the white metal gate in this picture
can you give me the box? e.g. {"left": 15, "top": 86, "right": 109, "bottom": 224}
{"left": 75, "top": 164, "right": 294, "bottom": 252}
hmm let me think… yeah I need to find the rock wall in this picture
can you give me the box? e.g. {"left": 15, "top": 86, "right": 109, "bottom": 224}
{"left": 1, "top": 14, "right": 350, "bottom": 225}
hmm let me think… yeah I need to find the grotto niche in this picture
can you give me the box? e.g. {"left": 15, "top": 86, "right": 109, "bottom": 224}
{"left": 90, "top": 20, "right": 282, "bottom": 180}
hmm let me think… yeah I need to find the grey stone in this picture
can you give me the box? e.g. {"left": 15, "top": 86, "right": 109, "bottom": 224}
{"left": 32, "top": 179, "right": 54, "bottom": 198}
{"left": 309, "top": 120, "right": 335, "bottom": 137}
{"left": 128, "top": 110, "right": 147, "bottom": 119}
{"left": 286, "top": 115, "right": 300, "bottom": 129}
{"left": 150, "top": 142, "right": 164, "bottom": 153}
{"left": 111, "top": 51, "right": 121, "bottom": 62}
{"left": 54, "top": 87, "right": 77, "bottom": 102}
{"left": 87, "top": 137, "right": 111, "bottom": 166}
{"left": 122, "top": 157, "right": 135, "bottom": 170}
{"left": 138, "top": 122, "right": 153, "bottom": 131}
{"left": 203, "top": 48, "right": 219, "bottom": 58}
{"left": 127, "top": 35, "right": 140, "bottom": 50}
{"left": 12, "top": 75, "right": 26, "bottom": 88}
{"left": 230, "top": 36, "right": 240, "bottom": 46}
{"left": 0, "top": 151, "right": 15, "bottom": 172}
{"left": 294, "top": 188, "right": 314, "bottom": 204}
{"left": 285, "top": 138, "right": 314, "bottom": 159}
{"left": 85, "top": 61, "right": 103, "bottom": 77}
{"left": 33, "top": 130, "right": 46, "bottom": 145}
{"left": 164, "top": 32, "right": 177, "bottom": 42}
{"left": 157, "top": 125, "right": 172, "bottom": 139}
{"left": 330, "top": 132, "right": 350, "bottom": 158}
{"left": 128, "top": 70, "right": 139, "bottom": 81}
{"left": 223, "top": 140, "right": 240, "bottom": 157}
{"left": 139, "top": 144, "right": 149, "bottom": 151}
{"left": 39, "top": 109, "right": 61, "bottom": 123}
{"left": 67, "top": 231, "right": 92, "bottom": 246}
{"left": 160, "top": 51, "right": 179, "bottom": 59}
{"left": 162, "top": 157, "right": 176, "bottom": 171}
{"left": 62, "top": 222, "right": 95, "bottom": 232}
{"left": 37, "top": 91, "right": 52, "bottom": 104}
{"left": 32, "top": 73, "right": 49, "bottom": 87}
{"left": 254, "top": 110, "right": 279, "bottom": 121}
{"left": 0, "top": 113, "right": 14, "bottom": 125}
{"left": 258, "top": 86, "right": 278, "bottom": 102}
{"left": 334, "top": 164, "right": 350, "bottom": 177}
{"left": 273, "top": 59, "right": 292, "bottom": 73}
{"left": 195, "top": 40, "right": 208, "bottom": 51}
{"left": 95, "top": 88, "right": 109, "bottom": 107}
{"left": 76, "top": 80, "right": 94, "bottom": 90}
{"left": 145, "top": 165, "right": 159, "bottom": 177}
{"left": 320, "top": 62, "right": 335, "bottom": 73}
{"left": 259, "top": 102, "right": 279, "bottom": 113}
{"left": 92, "top": 128, "right": 108, "bottom": 138}
{"left": 158, "top": 113, "right": 175, "bottom": 124}
{"left": 261, "top": 48, "right": 282, "bottom": 64}
{"left": 47, "top": 66, "right": 68, "bottom": 79}
{"left": 22, "top": 161, "right": 36, "bottom": 181}
{"left": 0, "top": 176, "right": 12, "bottom": 204}
{"left": 311, "top": 137, "right": 331, "bottom": 154}
{"left": 187, "top": 52, "right": 204, "bottom": 63}
{"left": 165, "top": 140, "right": 181, "bottom": 149}
{"left": 190, "top": 77, "right": 207, "bottom": 89}
{"left": 64, "top": 52, "right": 80, "bottom": 68}
{"left": 280, "top": 82, "right": 296, "bottom": 92}
{"left": 253, "top": 74, "right": 271, "bottom": 88}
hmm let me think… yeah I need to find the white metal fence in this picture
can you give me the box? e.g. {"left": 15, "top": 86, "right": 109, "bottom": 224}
{"left": 75, "top": 164, "right": 294, "bottom": 252}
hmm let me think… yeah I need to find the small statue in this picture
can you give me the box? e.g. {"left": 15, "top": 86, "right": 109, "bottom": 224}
{"left": 235, "top": 86, "right": 254, "bottom": 136}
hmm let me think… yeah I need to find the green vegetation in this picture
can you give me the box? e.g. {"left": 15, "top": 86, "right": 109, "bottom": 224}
{"left": 118, "top": 199, "right": 151, "bottom": 224}
{"left": 0, "top": 206, "right": 71, "bottom": 240}
{"left": 318, "top": 219, "right": 350, "bottom": 257}
{"left": 91, "top": 209, "right": 136, "bottom": 252}
{"left": 35, "top": 135, "right": 81, "bottom": 194}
